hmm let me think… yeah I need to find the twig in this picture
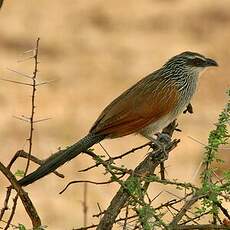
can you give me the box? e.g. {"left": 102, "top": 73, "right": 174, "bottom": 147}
{"left": 35, "top": 79, "right": 57, "bottom": 86}
{"left": 4, "top": 194, "right": 18, "bottom": 230}
{"left": 73, "top": 223, "right": 98, "bottom": 230}
{"left": 95, "top": 203, "right": 103, "bottom": 219}
{"left": 169, "top": 194, "right": 206, "bottom": 227}
{"left": 143, "top": 177, "right": 198, "bottom": 191}
{"left": 13, "top": 115, "right": 30, "bottom": 123}
{"left": 79, "top": 142, "right": 151, "bottom": 173}
{"left": 0, "top": 162, "right": 41, "bottom": 227}
{"left": 0, "top": 78, "right": 32, "bottom": 86}
{"left": 169, "top": 204, "right": 200, "bottom": 225}
{"left": 99, "top": 143, "right": 111, "bottom": 159}
{"left": 122, "top": 205, "right": 129, "bottom": 230}
{"left": 0, "top": 188, "right": 12, "bottom": 221}
{"left": 60, "top": 180, "right": 114, "bottom": 195}
{"left": 180, "top": 211, "right": 210, "bottom": 225}
{"left": 33, "top": 117, "right": 52, "bottom": 123}
{"left": 24, "top": 37, "right": 40, "bottom": 176}
{"left": 7, "top": 68, "right": 33, "bottom": 79}
{"left": 215, "top": 201, "right": 230, "bottom": 220}
{"left": 7, "top": 150, "right": 64, "bottom": 178}
{"left": 173, "top": 224, "right": 230, "bottom": 229}
{"left": 83, "top": 182, "right": 88, "bottom": 227}
{"left": 73, "top": 214, "right": 139, "bottom": 230}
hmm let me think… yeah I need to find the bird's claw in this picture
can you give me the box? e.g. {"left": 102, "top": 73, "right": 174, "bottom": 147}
{"left": 149, "top": 133, "right": 171, "bottom": 161}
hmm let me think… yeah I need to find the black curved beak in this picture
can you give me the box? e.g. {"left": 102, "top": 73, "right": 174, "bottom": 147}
{"left": 205, "top": 58, "right": 218, "bottom": 67}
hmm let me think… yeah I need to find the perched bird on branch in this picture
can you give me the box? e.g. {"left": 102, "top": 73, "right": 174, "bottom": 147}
{"left": 18, "top": 51, "right": 218, "bottom": 186}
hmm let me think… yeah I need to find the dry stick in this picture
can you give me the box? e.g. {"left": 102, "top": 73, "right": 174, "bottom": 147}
{"left": 80, "top": 142, "right": 151, "bottom": 173}
{"left": 24, "top": 37, "right": 40, "bottom": 176}
{"left": 4, "top": 194, "right": 19, "bottom": 230}
{"left": 173, "top": 224, "right": 230, "bottom": 230}
{"left": 0, "top": 219, "right": 18, "bottom": 229}
{"left": 215, "top": 201, "right": 230, "bottom": 220}
{"left": 83, "top": 182, "right": 88, "bottom": 227}
{"left": 73, "top": 215, "right": 139, "bottom": 230}
{"left": 73, "top": 223, "right": 98, "bottom": 230}
{"left": 169, "top": 204, "right": 200, "bottom": 225}
{"left": 60, "top": 180, "right": 114, "bottom": 194}
{"left": 7, "top": 68, "right": 33, "bottom": 79}
{"left": 0, "top": 162, "right": 41, "bottom": 227}
{"left": 169, "top": 193, "right": 206, "bottom": 227}
{"left": 7, "top": 150, "right": 64, "bottom": 178}
{"left": 0, "top": 188, "right": 12, "bottom": 221}
{"left": 61, "top": 166, "right": 127, "bottom": 194}
{"left": 96, "top": 130, "right": 179, "bottom": 229}
{"left": 180, "top": 211, "right": 210, "bottom": 225}
{"left": 0, "top": 78, "right": 33, "bottom": 86}
{"left": 122, "top": 205, "right": 129, "bottom": 230}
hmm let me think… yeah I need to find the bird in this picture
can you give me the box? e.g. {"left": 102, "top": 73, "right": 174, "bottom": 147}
{"left": 18, "top": 51, "right": 218, "bottom": 186}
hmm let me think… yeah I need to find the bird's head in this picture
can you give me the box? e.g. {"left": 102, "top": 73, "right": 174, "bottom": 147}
{"left": 164, "top": 51, "right": 218, "bottom": 75}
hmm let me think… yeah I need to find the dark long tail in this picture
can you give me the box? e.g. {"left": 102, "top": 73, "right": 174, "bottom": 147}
{"left": 18, "top": 133, "right": 105, "bottom": 186}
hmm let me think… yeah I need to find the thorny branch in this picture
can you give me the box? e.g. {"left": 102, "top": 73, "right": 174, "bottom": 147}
{"left": 24, "top": 37, "right": 40, "bottom": 176}
{"left": 0, "top": 38, "right": 43, "bottom": 229}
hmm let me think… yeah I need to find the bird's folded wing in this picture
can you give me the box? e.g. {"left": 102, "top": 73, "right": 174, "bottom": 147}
{"left": 90, "top": 75, "right": 179, "bottom": 138}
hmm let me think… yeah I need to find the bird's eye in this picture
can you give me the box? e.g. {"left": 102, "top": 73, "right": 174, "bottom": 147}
{"left": 191, "top": 57, "right": 205, "bottom": 66}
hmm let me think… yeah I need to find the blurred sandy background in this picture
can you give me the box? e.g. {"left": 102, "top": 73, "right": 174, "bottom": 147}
{"left": 0, "top": 0, "right": 229, "bottom": 229}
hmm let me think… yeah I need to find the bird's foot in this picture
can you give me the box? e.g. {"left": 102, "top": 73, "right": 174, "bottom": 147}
{"left": 149, "top": 133, "right": 171, "bottom": 161}
{"left": 183, "top": 103, "right": 193, "bottom": 114}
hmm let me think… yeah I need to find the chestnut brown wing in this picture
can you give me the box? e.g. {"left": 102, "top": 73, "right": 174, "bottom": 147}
{"left": 90, "top": 72, "right": 179, "bottom": 138}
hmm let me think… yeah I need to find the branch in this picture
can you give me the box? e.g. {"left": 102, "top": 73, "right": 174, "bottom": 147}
{"left": 24, "top": 37, "right": 40, "bottom": 176}
{"left": 173, "top": 224, "right": 230, "bottom": 229}
{"left": 0, "top": 0, "right": 4, "bottom": 9}
{"left": 79, "top": 142, "right": 151, "bottom": 173}
{"left": 0, "top": 187, "right": 12, "bottom": 221}
{"left": 59, "top": 180, "right": 114, "bottom": 195}
{"left": 215, "top": 201, "right": 230, "bottom": 220}
{"left": 96, "top": 122, "right": 179, "bottom": 230}
{"left": 169, "top": 194, "right": 206, "bottom": 227}
{"left": 4, "top": 194, "right": 19, "bottom": 230}
{"left": 7, "top": 150, "right": 64, "bottom": 178}
{"left": 83, "top": 183, "right": 88, "bottom": 227}
{"left": 0, "top": 162, "right": 41, "bottom": 228}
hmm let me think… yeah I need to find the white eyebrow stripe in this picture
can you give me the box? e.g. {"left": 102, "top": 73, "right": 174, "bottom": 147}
{"left": 187, "top": 54, "right": 206, "bottom": 61}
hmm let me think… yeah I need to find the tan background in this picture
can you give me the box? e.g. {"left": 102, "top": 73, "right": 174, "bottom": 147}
{"left": 0, "top": 0, "right": 229, "bottom": 229}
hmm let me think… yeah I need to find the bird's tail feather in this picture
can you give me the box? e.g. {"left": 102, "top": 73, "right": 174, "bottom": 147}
{"left": 18, "top": 133, "right": 105, "bottom": 186}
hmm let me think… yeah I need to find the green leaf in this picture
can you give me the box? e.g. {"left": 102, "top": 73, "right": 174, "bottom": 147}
{"left": 18, "top": 224, "right": 26, "bottom": 230}
{"left": 14, "top": 169, "right": 25, "bottom": 178}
